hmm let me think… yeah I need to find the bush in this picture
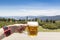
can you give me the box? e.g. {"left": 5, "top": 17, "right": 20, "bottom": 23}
{"left": 42, "top": 23, "right": 58, "bottom": 29}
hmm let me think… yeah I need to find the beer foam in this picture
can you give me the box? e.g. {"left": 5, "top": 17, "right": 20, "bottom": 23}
{"left": 27, "top": 22, "right": 38, "bottom": 26}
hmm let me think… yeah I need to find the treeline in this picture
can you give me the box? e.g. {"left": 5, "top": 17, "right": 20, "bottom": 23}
{"left": 45, "top": 19, "right": 56, "bottom": 23}
{"left": 0, "top": 18, "right": 16, "bottom": 22}
{"left": 0, "top": 17, "right": 60, "bottom": 30}
{"left": 38, "top": 19, "right": 60, "bottom": 29}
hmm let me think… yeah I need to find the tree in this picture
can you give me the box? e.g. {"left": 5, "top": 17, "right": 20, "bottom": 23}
{"left": 12, "top": 19, "right": 15, "bottom": 22}
{"left": 46, "top": 19, "right": 49, "bottom": 22}
{"left": 53, "top": 20, "right": 55, "bottom": 23}
{"left": 26, "top": 16, "right": 28, "bottom": 21}
{"left": 35, "top": 18, "right": 38, "bottom": 21}
{"left": 19, "top": 19, "right": 21, "bottom": 21}
{"left": 7, "top": 18, "right": 11, "bottom": 22}
{"left": 2, "top": 18, "right": 6, "bottom": 21}
{"left": 41, "top": 20, "right": 42, "bottom": 22}
{"left": 50, "top": 20, "right": 52, "bottom": 23}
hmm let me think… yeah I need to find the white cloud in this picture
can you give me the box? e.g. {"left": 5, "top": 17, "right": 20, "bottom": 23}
{"left": 0, "top": 9, "right": 60, "bottom": 16}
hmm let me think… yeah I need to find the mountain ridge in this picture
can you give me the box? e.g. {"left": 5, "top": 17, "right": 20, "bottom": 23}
{"left": 0, "top": 15, "right": 60, "bottom": 20}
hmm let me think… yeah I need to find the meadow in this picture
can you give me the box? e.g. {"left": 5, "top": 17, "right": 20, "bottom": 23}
{"left": 0, "top": 18, "right": 60, "bottom": 32}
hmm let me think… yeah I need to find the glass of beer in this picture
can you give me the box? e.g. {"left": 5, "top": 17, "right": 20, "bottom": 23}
{"left": 27, "top": 22, "right": 38, "bottom": 36}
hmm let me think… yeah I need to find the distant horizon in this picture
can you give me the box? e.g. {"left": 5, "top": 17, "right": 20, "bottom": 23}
{"left": 0, "top": 15, "right": 60, "bottom": 17}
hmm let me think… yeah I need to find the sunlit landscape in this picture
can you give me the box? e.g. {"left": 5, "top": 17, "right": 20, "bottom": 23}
{"left": 0, "top": 0, "right": 60, "bottom": 40}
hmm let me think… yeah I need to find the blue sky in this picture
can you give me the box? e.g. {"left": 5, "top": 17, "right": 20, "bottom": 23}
{"left": 0, "top": 0, "right": 60, "bottom": 16}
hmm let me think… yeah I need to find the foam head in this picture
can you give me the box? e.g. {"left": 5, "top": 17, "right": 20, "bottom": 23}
{"left": 27, "top": 21, "right": 38, "bottom": 27}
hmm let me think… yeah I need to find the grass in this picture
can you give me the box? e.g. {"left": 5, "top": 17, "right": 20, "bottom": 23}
{"left": 38, "top": 26, "right": 60, "bottom": 32}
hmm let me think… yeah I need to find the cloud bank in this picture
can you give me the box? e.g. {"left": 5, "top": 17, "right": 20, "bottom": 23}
{"left": 0, "top": 9, "right": 60, "bottom": 16}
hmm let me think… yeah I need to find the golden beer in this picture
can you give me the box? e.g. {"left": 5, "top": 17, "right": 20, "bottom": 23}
{"left": 27, "top": 22, "right": 38, "bottom": 36}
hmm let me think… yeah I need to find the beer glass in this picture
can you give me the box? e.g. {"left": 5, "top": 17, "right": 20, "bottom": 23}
{"left": 27, "top": 22, "right": 38, "bottom": 36}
